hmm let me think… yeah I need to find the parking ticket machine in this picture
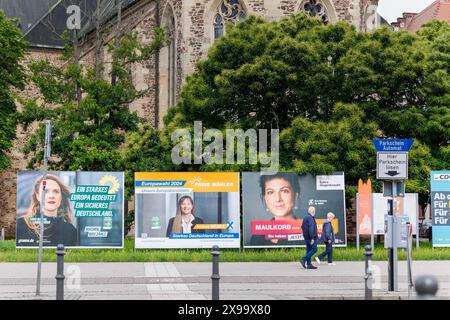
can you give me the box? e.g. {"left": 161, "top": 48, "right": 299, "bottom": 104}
{"left": 384, "top": 215, "right": 410, "bottom": 249}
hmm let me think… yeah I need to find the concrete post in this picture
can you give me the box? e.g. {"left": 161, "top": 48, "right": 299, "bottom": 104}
{"left": 55, "top": 244, "right": 65, "bottom": 300}
{"left": 364, "top": 245, "right": 373, "bottom": 300}
{"left": 211, "top": 245, "right": 221, "bottom": 300}
{"left": 415, "top": 275, "right": 438, "bottom": 300}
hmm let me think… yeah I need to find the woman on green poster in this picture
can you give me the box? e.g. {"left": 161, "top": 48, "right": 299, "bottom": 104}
{"left": 16, "top": 174, "right": 78, "bottom": 247}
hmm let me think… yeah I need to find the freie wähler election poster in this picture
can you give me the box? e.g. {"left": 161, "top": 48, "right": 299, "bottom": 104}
{"left": 134, "top": 172, "right": 240, "bottom": 248}
{"left": 16, "top": 171, "right": 124, "bottom": 248}
{"left": 242, "top": 172, "right": 347, "bottom": 248}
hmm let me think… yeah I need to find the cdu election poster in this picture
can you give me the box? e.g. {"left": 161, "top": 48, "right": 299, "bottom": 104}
{"left": 431, "top": 171, "right": 450, "bottom": 247}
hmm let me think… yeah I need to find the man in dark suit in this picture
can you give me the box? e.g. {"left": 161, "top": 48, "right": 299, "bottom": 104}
{"left": 299, "top": 206, "right": 318, "bottom": 269}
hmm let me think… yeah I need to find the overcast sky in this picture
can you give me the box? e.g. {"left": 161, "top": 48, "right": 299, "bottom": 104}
{"left": 378, "top": 0, "right": 436, "bottom": 23}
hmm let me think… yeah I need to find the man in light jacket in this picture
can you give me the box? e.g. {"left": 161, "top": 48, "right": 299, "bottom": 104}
{"left": 316, "top": 212, "right": 336, "bottom": 266}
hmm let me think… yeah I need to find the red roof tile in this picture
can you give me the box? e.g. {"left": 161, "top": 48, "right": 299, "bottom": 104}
{"left": 407, "top": 0, "right": 450, "bottom": 32}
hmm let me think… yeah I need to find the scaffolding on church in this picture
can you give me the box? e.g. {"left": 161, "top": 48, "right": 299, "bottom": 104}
{"left": 11, "top": 0, "right": 141, "bottom": 48}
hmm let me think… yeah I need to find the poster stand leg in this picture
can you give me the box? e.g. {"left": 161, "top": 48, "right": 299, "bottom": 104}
{"left": 371, "top": 193, "right": 374, "bottom": 251}
{"left": 356, "top": 193, "right": 360, "bottom": 251}
{"left": 416, "top": 196, "right": 419, "bottom": 250}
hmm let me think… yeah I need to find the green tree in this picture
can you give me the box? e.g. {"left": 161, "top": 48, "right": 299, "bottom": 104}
{"left": 153, "top": 14, "right": 448, "bottom": 204}
{"left": 280, "top": 104, "right": 378, "bottom": 182}
{"left": 0, "top": 10, "right": 27, "bottom": 170}
{"left": 280, "top": 103, "right": 435, "bottom": 201}
{"left": 120, "top": 124, "right": 175, "bottom": 198}
{"left": 51, "top": 13, "right": 447, "bottom": 210}
{"left": 165, "top": 14, "right": 444, "bottom": 135}
{"left": 19, "top": 29, "right": 166, "bottom": 171}
{"left": 417, "top": 21, "right": 450, "bottom": 170}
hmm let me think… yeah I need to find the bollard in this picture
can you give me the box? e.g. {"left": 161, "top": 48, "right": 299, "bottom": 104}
{"left": 211, "top": 245, "right": 221, "bottom": 300}
{"left": 55, "top": 244, "right": 65, "bottom": 300}
{"left": 415, "top": 275, "right": 438, "bottom": 300}
{"left": 1, "top": 228, "right": 4, "bottom": 241}
{"left": 363, "top": 245, "right": 373, "bottom": 300}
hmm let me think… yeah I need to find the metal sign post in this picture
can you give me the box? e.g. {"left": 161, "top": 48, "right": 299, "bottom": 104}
{"left": 36, "top": 120, "right": 52, "bottom": 297}
{"left": 373, "top": 139, "right": 413, "bottom": 293}
{"left": 371, "top": 193, "right": 375, "bottom": 251}
{"left": 386, "top": 187, "right": 396, "bottom": 291}
{"left": 391, "top": 181, "right": 398, "bottom": 292}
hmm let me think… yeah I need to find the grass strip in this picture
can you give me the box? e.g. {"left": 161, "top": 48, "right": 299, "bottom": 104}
{"left": 0, "top": 240, "right": 448, "bottom": 262}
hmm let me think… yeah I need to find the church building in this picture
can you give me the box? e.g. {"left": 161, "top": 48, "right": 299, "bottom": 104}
{"left": 0, "top": 0, "right": 379, "bottom": 236}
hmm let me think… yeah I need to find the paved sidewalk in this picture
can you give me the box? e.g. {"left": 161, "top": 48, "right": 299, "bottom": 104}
{"left": 0, "top": 261, "right": 449, "bottom": 300}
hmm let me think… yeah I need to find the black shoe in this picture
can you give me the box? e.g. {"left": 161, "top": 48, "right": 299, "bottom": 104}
{"left": 299, "top": 259, "right": 306, "bottom": 269}
{"left": 306, "top": 265, "right": 318, "bottom": 269}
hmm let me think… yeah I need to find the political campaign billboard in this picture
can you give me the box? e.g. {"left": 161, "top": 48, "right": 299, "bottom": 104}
{"left": 371, "top": 193, "right": 418, "bottom": 236}
{"left": 16, "top": 171, "right": 124, "bottom": 248}
{"left": 431, "top": 171, "right": 450, "bottom": 247}
{"left": 358, "top": 179, "right": 372, "bottom": 235}
{"left": 135, "top": 172, "right": 240, "bottom": 248}
{"left": 242, "top": 172, "right": 347, "bottom": 248}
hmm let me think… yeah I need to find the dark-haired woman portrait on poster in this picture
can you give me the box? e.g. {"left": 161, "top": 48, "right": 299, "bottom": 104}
{"left": 16, "top": 174, "right": 78, "bottom": 247}
{"left": 250, "top": 172, "right": 303, "bottom": 246}
{"left": 166, "top": 195, "right": 204, "bottom": 237}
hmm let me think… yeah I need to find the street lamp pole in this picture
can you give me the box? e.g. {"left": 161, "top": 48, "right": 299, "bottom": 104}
{"left": 36, "top": 120, "right": 52, "bottom": 297}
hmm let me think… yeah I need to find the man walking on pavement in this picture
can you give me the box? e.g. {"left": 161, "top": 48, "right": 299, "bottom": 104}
{"left": 315, "top": 212, "right": 336, "bottom": 266}
{"left": 299, "top": 206, "right": 318, "bottom": 269}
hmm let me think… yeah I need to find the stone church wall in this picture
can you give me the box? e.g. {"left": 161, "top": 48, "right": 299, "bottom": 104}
{"left": 0, "top": 48, "right": 62, "bottom": 238}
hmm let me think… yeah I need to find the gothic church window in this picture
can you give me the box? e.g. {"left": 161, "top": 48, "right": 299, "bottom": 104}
{"left": 300, "top": 0, "right": 329, "bottom": 23}
{"left": 167, "top": 16, "right": 176, "bottom": 108}
{"left": 214, "top": 14, "right": 224, "bottom": 39}
{"left": 158, "top": 7, "right": 176, "bottom": 127}
{"left": 214, "top": 0, "right": 246, "bottom": 40}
